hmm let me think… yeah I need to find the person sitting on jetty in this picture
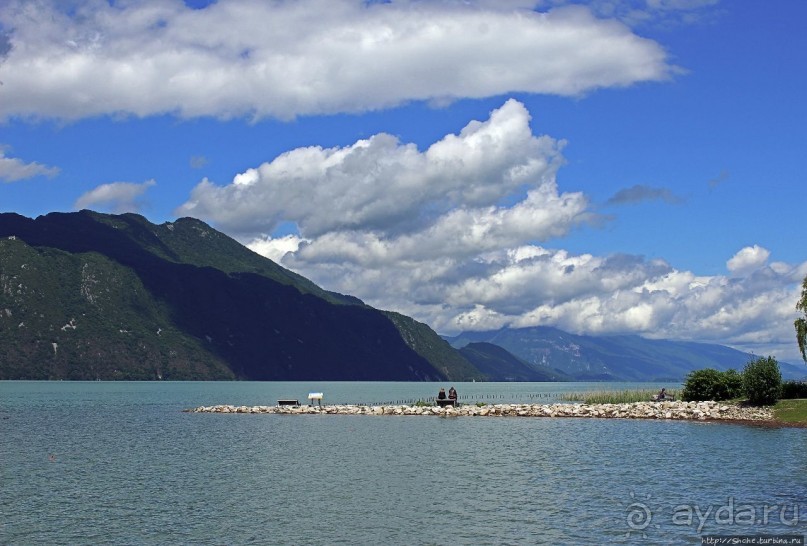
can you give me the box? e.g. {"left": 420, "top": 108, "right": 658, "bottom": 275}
{"left": 448, "top": 387, "right": 457, "bottom": 401}
{"left": 438, "top": 388, "right": 447, "bottom": 400}
{"left": 656, "top": 388, "right": 667, "bottom": 400}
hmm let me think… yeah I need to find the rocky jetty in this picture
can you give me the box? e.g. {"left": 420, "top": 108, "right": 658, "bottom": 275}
{"left": 187, "top": 400, "right": 774, "bottom": 422}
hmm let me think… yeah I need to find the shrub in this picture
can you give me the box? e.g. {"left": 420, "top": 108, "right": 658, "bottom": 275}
{"left": 682, "top": 368, "right": 743, "bottom": 401}
{"left": 781, "top": 380, "right": 807, "bottom": 399}
{"left": 721, "top": 369, "right": 744, "bottom": 399}
{"left": 743, "top": 356, "right": 782, "bottom": 406}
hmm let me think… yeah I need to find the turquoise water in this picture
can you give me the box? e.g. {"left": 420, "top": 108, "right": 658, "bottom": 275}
{"left": 2, "top": 381, "right": 806, "bottom": 545}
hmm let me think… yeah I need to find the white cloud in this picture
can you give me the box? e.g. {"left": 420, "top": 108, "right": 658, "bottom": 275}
{"left": 247, "top": 234, "right": 304, "bottom": 264}
{"left": 179, "top": 99, "right": 582, "bottom": 241}
{"left": 0, "top": 146, "right": 60, "bottom": 182}
{"left": 727, "top": 245, "right": 770, "bottom": 275}
{"left": 0, "top": 0, "right": 672, "bottom": 120}
{"left": 74, "top": 179, "right": 156, "bottom": 214}
{"left": 280, "top": 234, "right": 805, "bottom": 361}
{"left": 180, "top": 100, "right": 807, "bottom": 361}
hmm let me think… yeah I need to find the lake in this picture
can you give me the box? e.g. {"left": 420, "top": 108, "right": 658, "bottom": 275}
{"left": 2, "top": 381, "right": 806, "bottom": 545}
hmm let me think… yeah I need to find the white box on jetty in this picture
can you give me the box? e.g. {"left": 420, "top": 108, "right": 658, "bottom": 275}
{"left": 308, "top": 392, "right": 323, "bottom": 406}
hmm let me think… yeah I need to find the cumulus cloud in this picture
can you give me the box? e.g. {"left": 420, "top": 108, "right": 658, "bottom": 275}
{"left": 606, "top": 184, "right": 683, "bottom": 205}
{"left": 283, "top": 234, "right": 804, "bottom": 361}
{"left": 175, "top": 99, "right": 806, "bottom": 361}
{"left": 0, "top": 0, "right": 672, "bottom": 121}
{"left": 178, "top": 99, "right": 583, "bottom": 241}
{"left": 727, "top": 245, "right": 770, "bottom": 275}
{"left": 0, "top": 146, "right": 60, "bottom": 182}
{"left": 74, "top": 179, "right": 156, "bottom": 214}
{"left": 248, "top": 234, "right": 303, "bottom": 264}
{"left": 287, "top": 239, "right": 804, "bottom": 360}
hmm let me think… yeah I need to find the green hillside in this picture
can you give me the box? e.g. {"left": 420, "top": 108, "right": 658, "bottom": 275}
{"left": 384, "top": 311, "right": 483, "bottom": 381}
{"left": 0, "top": 237, "right": 233, "bottom": 380}
{"left": 0, "top": 211, "right": 477, "bottom": 381}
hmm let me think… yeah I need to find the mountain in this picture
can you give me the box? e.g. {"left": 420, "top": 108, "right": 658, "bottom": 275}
{"left": 6, "top": 211, "right": 801, "bottom": 383}
{"left": 458, "top": 342, "right": 573, "bottom": 381}
{"left": 0, "top": 211, "right": 481, "bottom": 381}
{"left": 446, "top": 326, "right": 806, "bottom": 381}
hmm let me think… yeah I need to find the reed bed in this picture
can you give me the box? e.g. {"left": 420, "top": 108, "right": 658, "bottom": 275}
{"left": 558, "top": 389, "right": 679, "bottom": 404}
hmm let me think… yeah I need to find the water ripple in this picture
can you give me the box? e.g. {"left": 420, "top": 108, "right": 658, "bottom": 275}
{"left": 2, "top": 381, "right": 806, "bottom": 545}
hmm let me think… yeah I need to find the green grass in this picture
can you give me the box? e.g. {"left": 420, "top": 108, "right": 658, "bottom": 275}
{"left": 559, "top": 389, "right": 680, "bottom": 404}
{"left": 773, "top": 399, "right": 807, "bottom": 423}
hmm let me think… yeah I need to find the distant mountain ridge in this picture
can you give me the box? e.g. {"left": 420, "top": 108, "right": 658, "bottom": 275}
{"left": 0, "top": 211, "right": 480, "bottom": 381}
{"left": 446, "top": 326, "right": 805, "bottom": 381}
{"left": 458, "top": 342, "right": 573, "bottom": 382}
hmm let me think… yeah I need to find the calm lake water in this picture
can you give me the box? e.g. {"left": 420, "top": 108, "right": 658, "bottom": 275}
{"left": 2, "top": 381, "right": 806, "bottom": 545}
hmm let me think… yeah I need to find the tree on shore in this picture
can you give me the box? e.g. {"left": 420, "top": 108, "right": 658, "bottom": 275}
{"left": 743, "top": 356, "right": 781, "bottom": 406}
{"left": 796, "top": 275, "right": 807, "bottom": 362}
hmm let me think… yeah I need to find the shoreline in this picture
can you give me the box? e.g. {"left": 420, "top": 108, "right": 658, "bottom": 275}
{"left": 186, "top": 399, "right": 778, "bottom": 423}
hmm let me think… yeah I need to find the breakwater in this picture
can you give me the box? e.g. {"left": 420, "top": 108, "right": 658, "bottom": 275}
{"left": 187, "top": 400, "right": 773, "bottom": 421}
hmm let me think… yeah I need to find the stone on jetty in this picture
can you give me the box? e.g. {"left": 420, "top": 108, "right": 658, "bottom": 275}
{"left": 186, "top": 400, "right": 774, "bottom": 422}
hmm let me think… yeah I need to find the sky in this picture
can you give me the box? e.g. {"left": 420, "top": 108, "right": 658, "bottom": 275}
{"left": 1, "top": 0, "right": 806, "bottom": 362}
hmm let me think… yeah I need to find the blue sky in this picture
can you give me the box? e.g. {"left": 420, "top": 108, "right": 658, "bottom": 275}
{"left": 1, "top": 0, "right": 806, "bottom": 362}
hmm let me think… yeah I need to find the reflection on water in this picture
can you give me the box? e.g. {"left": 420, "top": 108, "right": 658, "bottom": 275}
{"left": 1, "top": 381, "right": 804, "bottom": 545}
